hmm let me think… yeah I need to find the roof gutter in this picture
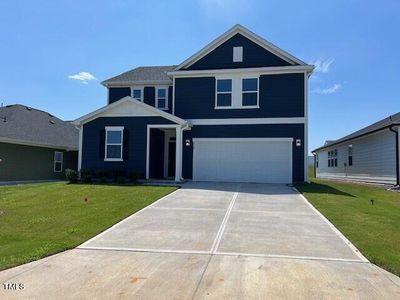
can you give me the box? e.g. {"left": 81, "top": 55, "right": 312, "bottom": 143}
{"left": 312, "top": 124, "right": 399, "bottom": 153}
{"left": 389, "top": 124, "right": 400, "bottom": 186}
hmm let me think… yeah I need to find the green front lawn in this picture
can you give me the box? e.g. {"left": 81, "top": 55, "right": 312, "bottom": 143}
{"left": 296, "top": 173, "right": 400, "bottom": 276}
{"left": 0, "top": 182, "right": 177, "bottom": 270}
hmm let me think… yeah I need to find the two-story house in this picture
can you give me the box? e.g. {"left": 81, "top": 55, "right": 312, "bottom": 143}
{"left": 74, "top": 24, "right": 314, "bottom": 183}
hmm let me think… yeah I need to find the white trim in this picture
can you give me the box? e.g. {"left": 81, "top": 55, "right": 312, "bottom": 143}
{"left": 130, "top": 86, "right": 144, "bottom": 102}
{"left": 188, "top": 117, "right": 305, "bottom": 125}
{"left": 215, "top": 75, "right": 259, "bottom": 109}
{"left": 104, "top": 126, "right": 124, "bottom": 162}
{"left": 102, "top": 80, "right": 172, "bottom": 87}
{"left": 168, "top": 65, "right": 314, "bottom": 78}
{"left": 78, "top": 126, "right": 83, "bottom": 171}
{"left": 53, "top": 151, "right": 63, "bottom": 172}
{"left": 74, "top": 97, "right": 186, "bottom": 126}
{"left": 172, "top": 76, "right": 176, "bottom": 115}
{"left": 175, "top": 24, "right": 306, "bottom": 70}
{"left": 304, "top": 72, "right": 308, "bottom": 182}
{"left": 146, "top": 124, "right": 182, "bottom": 181}
{"left": 192, "top": 137, "right": 294, "bottom": 143}
{"left": 155, "top": 86, "right": 169, "bottom": 110}
{"left": 175, "top": 127, "right": 183, "bottom": 181}
{"left": 0, "top": 137, "right": 78, "bottom": 151}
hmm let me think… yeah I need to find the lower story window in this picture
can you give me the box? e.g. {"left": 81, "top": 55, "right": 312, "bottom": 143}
{"left": 54, "top": 151, "right": 63, "bottom": 172}
{"left": 105, "top": 126, "right": 124, "bottom": 161}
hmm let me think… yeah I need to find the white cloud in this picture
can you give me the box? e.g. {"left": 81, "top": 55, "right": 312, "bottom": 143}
{"left": 310, "top": 58, "right": 334, "bottom": 73}
{"left": 68, "top": 72, "right": 96, "bottom": 84}
{"left": 312, "top": 83, "right": 341, "bottom": 95}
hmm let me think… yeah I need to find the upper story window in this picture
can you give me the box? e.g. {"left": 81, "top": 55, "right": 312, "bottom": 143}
{"left": 156, "top": 87, "right": 168, "bottom": 110}
{"left": 242, "top": 78, "right": 258, "bottom": 107}
{"left": 54, "top": 151, "right": 63, "bottom": 172}
{"left": 348, "top": 145, "right": 353, "bottom": 166}
{"left": 131, "top": 88, "right": 143, "bottom": 101}
{"left": 328, "top": 149, "right": 337, "bottom": 167}
{"left": 216, "top": 79, "right": 232, "bottom": 107}
{"left": 233, "top": 46, "right": 243, "bottom": 62}
{"left": 215, "top": 76, "right": 259, "bottom": 109}
{"left": 105, "top": 126, "right": 124, "bottom": 161}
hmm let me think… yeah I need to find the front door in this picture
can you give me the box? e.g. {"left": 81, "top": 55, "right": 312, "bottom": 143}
{"left": 168, "top": 141, "right": 176, "bottom": 178}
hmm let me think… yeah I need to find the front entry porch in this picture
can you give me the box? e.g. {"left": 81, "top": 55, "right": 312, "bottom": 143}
{"left": 146, "top": 125, "right": 183, "bottom": 182}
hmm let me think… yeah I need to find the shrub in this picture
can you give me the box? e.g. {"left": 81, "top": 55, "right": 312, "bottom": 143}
{"left": 128, "top": 170, "right": 142, "bottom": 182}
{"left": 116, "top": 176, "right": 126, "bottom": 184}
{"left": 80, "top": 169, "right": 93, "bottom": 183}
{"left": 99, "top": 176, "right": 107, "bottom": 183}
{"left": 94, "top": 169, "right": 107, "bottom": 179}
{"left": 65, "top": 169, "right": 78, "bottom": 183}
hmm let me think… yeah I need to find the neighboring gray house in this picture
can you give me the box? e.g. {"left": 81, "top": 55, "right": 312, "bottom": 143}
{"left": 0, "top": 104, "right": 79, "bottom": 181}
{"left": 313, "top": 113, "right": 400, "bottom": 185}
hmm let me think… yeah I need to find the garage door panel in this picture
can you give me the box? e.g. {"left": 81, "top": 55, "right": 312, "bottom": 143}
{"left": 193, "top": 139, "right": 292, "bottom": 183}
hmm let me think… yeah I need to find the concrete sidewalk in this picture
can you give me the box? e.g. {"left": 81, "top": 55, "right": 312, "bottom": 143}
{"left": 1, "top": 182, "right": 399, "bottom": 299}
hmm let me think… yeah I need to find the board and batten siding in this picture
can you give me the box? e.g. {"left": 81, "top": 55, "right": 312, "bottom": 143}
{"left": 316, "top": 129, "right": 397, "bottom": 184}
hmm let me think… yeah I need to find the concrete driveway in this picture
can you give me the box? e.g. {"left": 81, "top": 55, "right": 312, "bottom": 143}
{"left": 1, "top": 182, "right": 399, "bottom": 299}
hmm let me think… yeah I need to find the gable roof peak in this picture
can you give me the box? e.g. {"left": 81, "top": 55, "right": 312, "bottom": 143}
{"left": 175, "top": 24, "right": 307, "bottom": 70}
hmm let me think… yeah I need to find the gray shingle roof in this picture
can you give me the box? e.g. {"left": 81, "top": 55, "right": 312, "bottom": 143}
{"left": 0, "top": 104, "right": 79, "bottom": 150}
{"left": 102, "top": 65, "right": 177, "bottom": 86}
{"left": 313, "top": 112, "right": 400, "bottom": 152}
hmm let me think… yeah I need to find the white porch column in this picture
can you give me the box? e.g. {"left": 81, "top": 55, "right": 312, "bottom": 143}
{"left": 175, "top": 126, "right": 183, "bottom": 182}
{"left": 78, "top": 125, "right": 83, "bottom": 171}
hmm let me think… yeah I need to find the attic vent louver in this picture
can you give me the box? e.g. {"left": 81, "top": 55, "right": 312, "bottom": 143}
{"left": 26, "top": 106, "right": 32, "bottom": 111}
{"left": 49, "top": 120, "right": 55, "bottom": 124}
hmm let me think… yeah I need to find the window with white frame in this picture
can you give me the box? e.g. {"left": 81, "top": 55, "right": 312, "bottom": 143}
{"left": 105, "top": 127, "right": 124, "bottom": 161}
{"left": 242, "top": 78, "right": 258, "bottom": 106}
{"left": 156, "top": 87, "right": 168, "bottom": 110}
{"left": 54, "top": 151, "right": 63, "bottom": 172}
{"left": 131, "top": 88, "right": 143, "bottom": 101}
{"left": 216, "top": 79, "right": 232, "bottom": 107}
{"left": 215, "top": 76, "right": 259, "bottom": 109}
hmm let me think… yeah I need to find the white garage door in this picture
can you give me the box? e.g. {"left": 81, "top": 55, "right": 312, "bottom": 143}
{"left": 193, "top": 138, "right": 293, "bottom": 183}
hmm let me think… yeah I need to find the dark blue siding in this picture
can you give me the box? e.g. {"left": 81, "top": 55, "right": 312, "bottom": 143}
{"left": 108, "top": 87, "right": 131, "bottom": 104}
{"left": 185, "top": 34, "right": 291, "bottom": 70}
{"left": 82, "top": 117, "right": 173, "bottom": 176}
{"left": 175, "top": 73, "right": 304, "bottom": 119}
{"left": 149, "top": 129, "right": 165, "bottom": 178}
{"left": 144, "top": 87, "right": 155, "bottom": 107}
{"left": 182, "top": 124, "right": 305, "bottom": 182}
{"left": 108, "top": 86, "right": 172, "bottom": 113}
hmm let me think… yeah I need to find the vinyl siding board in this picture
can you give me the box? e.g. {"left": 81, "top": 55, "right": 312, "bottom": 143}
{"left": 174, "top": 73, "right": 304, "bottom": 119}
{"left": 316, "top": 129, "right": 397, "bottom": 184}
{"left": 108, "top": 87, "right": 131, "bottom": 104}
{"left": 185, "top": 33, "right": 291, "bottom": 70}
{"left": 81, "top": 117, "right": 173, "bottom": 176}
{"left": 0, "top": 142, "right": 77, "bottom": 181}
{"left": 182, "top": 124, "right": 304, "bottom": 182}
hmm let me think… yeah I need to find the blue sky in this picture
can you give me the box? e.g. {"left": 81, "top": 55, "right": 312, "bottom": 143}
{"left": 1, "top": 0, "right": 399, "bottom": 153}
